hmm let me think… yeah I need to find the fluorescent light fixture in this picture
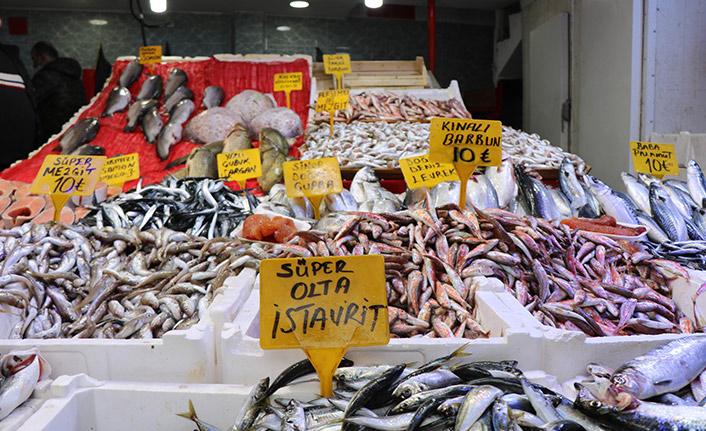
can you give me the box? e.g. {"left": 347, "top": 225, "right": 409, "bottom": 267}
{"left": 89, "top": 19, "right": 108, "bottom": 25}
{"left": 276, "top": 26, "right": 291, "bottom": 31}
{"left": 365, "top": 0, "right": 383, "bottom": 8}
{"left": 289, "top": 1, "right": 309, "bottom": 8}
{"left": 150, "top": 0, "right": 167, "bottom": 13}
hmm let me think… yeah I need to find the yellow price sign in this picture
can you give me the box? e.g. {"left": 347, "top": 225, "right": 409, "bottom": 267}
{"left": 139, "top": 45, "right": 162, "bottom": 65}
{"left": 31, "top": 154, "right": 106, "bottom": 222}
{"left": 260, "top": 255, "right": 389, "bottom": 396}
{"left": 399, "top": 154, "right": 459, "bottom": 190}
{"left": 217, "top": 148, "right": 262, "bottom": 190}
{"left": 274, "top": 72, "right": 303, "bottom": 109}
{"left": 323, "top": 54, "right": 351, "bottom": 89}
{"left": 99, "top": 153, "right": 140, "bottom": 187}
{"left": 629, "top": 141, "right": 679, "bottom": 180}
{"left": 316, "top": 89, "right": 349, "bottom": 137}
{"left": 283, "top": 157, "right": 342, "bottom": 219}
{"left": 428, "top": 118, "right": 502, "bottom": 209}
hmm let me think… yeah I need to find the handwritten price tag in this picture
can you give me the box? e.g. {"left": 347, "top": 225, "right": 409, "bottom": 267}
{"left": 399, "top": 154, "right": 459, "bottom": 190}
{"left": 139, "top": 45, "right": 162, "bottom": 65}
{"left": 217, "top": 148, "right": 262, "bottom": 190}
{"left": 316, "top": 89, "right": 349, "bottom": 137}
{"left": 428, "top": 118, "right": 502, "bottom": 208}
{"left": 260, "top": 255, "right": 388, "bottom": 396}
{"left": 274, "top": 72, "right": 303, "bottom": 109}
{"left": 323, "top": 54, "right": 351, "bottom": 89}
{"left": 99, "top": 153, "right": 140, "bottom": 186}
{"left": 31, "top": 154, "right": 106, "bottom": 222}
{"left": 630, "top": 141, "right": 679, "bottom": 179}
{"left": 283, "top": 157, "right": 342, "bottom": 219}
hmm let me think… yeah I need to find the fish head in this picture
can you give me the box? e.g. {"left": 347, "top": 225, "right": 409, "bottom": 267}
{"left": 610, "top": 369, "right": 650, "bottom": 399}
{"left": 392, "top": 381, "right": 425, "bottom": 399}
{"left": 259, "top": 128, "right": 289, "bottom": 155}
{"left": 573, "top": 384, "right": 616, "bottom": 416}
{"left": 352, "top": 166, "right": 378, "bottom": 184}
{"left": 688, "top": 159, "right": 703, "bottom": 174}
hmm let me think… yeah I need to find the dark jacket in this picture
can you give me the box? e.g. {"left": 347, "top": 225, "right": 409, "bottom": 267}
{"left": 33, "top": 57, "right": 87, "bottom": 143}
{"left": 0, "top": 43, "right": 39, "bottom": 169}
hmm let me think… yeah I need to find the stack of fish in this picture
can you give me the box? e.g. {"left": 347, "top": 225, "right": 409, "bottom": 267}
{"left": 181, "top": 347, "right": 672, "bottom": 431}
{"left": 80, "top": 177, "right": 258, "bottom": 239}
{"left": 572, "top": 337, "right": 706, "bottom": 430}
{"left": 302, "top": 121, "right": 430, "bottom": 169}
{"left": 502, "top": 125, "right": 588, "bottom": 173}
{"left": 311, "top": 91, "right": 471, "bottom": 123}
{"left": 0, "top": 222, "right": 265, "bottom": 339}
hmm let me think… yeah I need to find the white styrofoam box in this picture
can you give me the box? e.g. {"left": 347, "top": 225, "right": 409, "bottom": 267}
{"left": 218, "top": 275, "right": 545, "bottom": 385}
{"left": 0, "top": 379, "right": 53, "bottom": 431}
{"left": 0, "top": 273, "right": 253, "bottom": 383}
{"left": 491, "top": 273, "right": 706, "bottom": 385}
{"left": 671, "top": 268, "right": 706, "bottom": 326}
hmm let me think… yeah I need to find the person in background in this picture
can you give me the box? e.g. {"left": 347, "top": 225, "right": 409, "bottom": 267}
{"left": 0, "top": 41, "right": 39, "bottom": 170}
{"left": 31, "top": 41, "right": 87, "bottom": 144}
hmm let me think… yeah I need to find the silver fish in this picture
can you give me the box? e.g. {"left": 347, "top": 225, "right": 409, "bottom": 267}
{"left": 485, "top": 158, "right": 518, "bottom": 209}
{"left": 559, "top": 157, "right": 587, "bottom": 210}
{"left": 635, "top": 211, "right": 669, "bottom": 244}
{"left": 0, "top": 349, "right": 51, "bottom": 420}
{"left": 611, "top": 337, "right": 706, "bottom": 399}
{"left": 177, "top": 399, "right": 223, "bottom": 431}
{"left": 203, "top": 85, "right": 224, "bottom": 109}
{"left": 584, "top": 175, "right": 638, "bottom": 224}
{"left": 649, "top": 182, "right": 687, "bottom": 242}
{"left": 163, "top": 86, "right": 194, "bottom": 114}
{"left": 548, "top": 186, "right": 573, "bottom": 219}
{"left": 59, "top": 117, "right": 100, "bottom": 154}
{"left": 135, "top": 74, "right": 163, "bottom": 101}
{"left": 430, "top": 181, "right": 460, "bottom": 208}
{"left": 694, "top": 208, "right": 706, "bottom": 235}
{"left": 141, "top": 107, "right": 163, "bottom": 144}
{"left": 455, "top": 385, "right": 503, "bottom": 431}
{"left": 157, "top": 121, "right": 183, "bottom": 160}
{"left": 119, "top": 59, "right": 142, "bottom": 88}
{"left": 324, "top": 190, "right": 358, "bottom": 212}
{"left": 164, "top": 68, "right": 188, "bottom": 100}
{"left": 688, "top": 160, "right": 706, "bottom": 208}
{"left": 169, "top": 99, "right": 195, "bottom": 126}
{"left": 515, "top": 166, "right": 561, "bottom": 220}
{"left": 621, "top": 172, "right": 651, "bottom": 215}
{"left": 466, "top": 175, "right": 499, "bottom": 210}
{"left": 638, "top": 172, "right": 661, "bottom": 188}
{"left": 101, "top": 86, "right": 131, "bottom": 117}
{"left": 664, "top": 183, "right": 693, "bottom": 219}
{"left": 124, "top": 99, "right": 158, "bottom": 133}
{"left": 579, "top": 182, "right": 602, "bottom": 218}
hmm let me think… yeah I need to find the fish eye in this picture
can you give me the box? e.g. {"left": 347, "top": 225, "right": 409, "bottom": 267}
{"left": 590, "top": 400, "right": 601, "bottom": 408}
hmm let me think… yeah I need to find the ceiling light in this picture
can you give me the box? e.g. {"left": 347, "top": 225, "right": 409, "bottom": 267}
{"left": 150, "top": 0, "right": 167, "bottom": 13}
{"left": 276, "top": 26, "right": 291, "bottom": 31}
{"left": 365, "top": 0, "right": 383, "bottom": 8}
{"left": 289, "top": 1, "right": 309, "bottom": 8}
{"left": 89, "top": 19, "right": 108, "bottom": 26}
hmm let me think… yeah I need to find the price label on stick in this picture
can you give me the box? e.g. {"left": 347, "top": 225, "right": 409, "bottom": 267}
{"left": 217, "top": 148, "right": 262, "bottom": 190}
{"left": 399, "top": 154, "right": 459, "bottom": 190}
{"left": 283, "top": 157, "right": 342, "bottom": 220}
{"left": 99, "top": 153, "right": 140, "bottom": 187}
{"left": 629, "top": 141, "right": 679, "bottom": 180}
{"left": 323, "top": 54, "right": 351, "bottom": 89}
{"left": 31, "top": 154, "right": 106, "bottom": 222}
{"left": 428, "top": 118, "right": 502, "bottom": 209}
{"left": 316, "top": 89, "right": 349, "bottom": 137}
{"left": 139, "top": 45, "right": 161, "bottom": 74}
{"left": 274, "top": 72, "right": 303, "bottom": 109}
{"left": 260, "top": 255, "right": 389, "bottom": 397}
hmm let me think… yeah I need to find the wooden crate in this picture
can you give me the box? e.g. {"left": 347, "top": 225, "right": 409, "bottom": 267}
{"left": 314, "top": 57, "right": 429, "bottom": 91}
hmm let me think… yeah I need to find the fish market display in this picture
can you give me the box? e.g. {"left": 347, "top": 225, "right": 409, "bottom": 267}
{"left": 311, "top": 91, "right": 471, "bottom": 123}
{"left": 502, "top": 125, "right": 587, "bottom": 173}
{"left": 225, "top": 89, "right": 276, "bottom": 124}
{"left": 302, "top": 121, "right": 430, "bottom": 169}
{"left": 181, "top": 350, "right": 627, "bottom": 431}
{"left": 0, "top": 221, "right": 264, "bottom": 339}
{"left": 81, "top": 177, "right": 257, "bottom": 239}
{"left": 249, "top": 107, "right": 303, "bottom": 140}
{"left": 350, "top": 167, "right": 401, "bottom": 213}
{"left": 101, "top": 86, "right": 130, "bottom": 117}
{"left": 58, "top": 117, "right": 100, "bottom": 155}
{"left": 0, "top": 348, "right": 51, "bottom": 420}
{"left": 573, "top": 337, "right": 706, "bottom": 430}
{"left": 184, "top": 107, "right": 244, "bottom": 144}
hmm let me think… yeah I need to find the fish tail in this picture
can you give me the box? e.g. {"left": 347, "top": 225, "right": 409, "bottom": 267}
{"left": 176, "top": 399, "right": 197, "bottom": 421}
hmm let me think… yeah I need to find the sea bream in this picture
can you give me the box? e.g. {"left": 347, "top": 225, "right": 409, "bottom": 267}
{"left": 168, "top": 99, "right": 195, "bottom": 126}
{"left": 101, "top": 86, "right": 131, "bottom": 117}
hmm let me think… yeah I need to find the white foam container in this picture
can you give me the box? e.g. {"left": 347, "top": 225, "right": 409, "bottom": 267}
{"left": 490, "top": 273, "right": 706, "bottom": 385}
{"left": 0, "top": 271, "right": 256, "bottom": 384}
{"left": 18, "top": 369, "right": 562, "bottom": 431}
{"left": 218, "top": 274, "right": 545, "bottom": 385}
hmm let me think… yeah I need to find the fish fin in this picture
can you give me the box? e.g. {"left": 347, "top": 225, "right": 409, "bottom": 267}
{"left": 443, "top": 343, "right": 472, "bottom": 363}
{"left": 176, "top": 399, "right": 196, "bottom": 420}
